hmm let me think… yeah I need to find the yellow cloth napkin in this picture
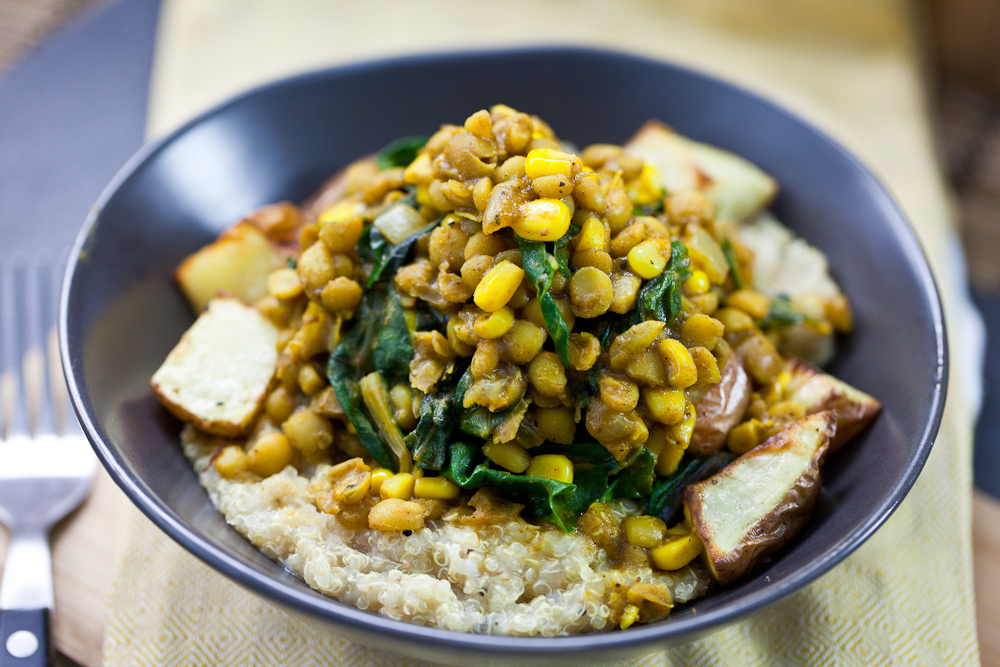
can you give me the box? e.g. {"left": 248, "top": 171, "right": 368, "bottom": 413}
{"left": 105, "top": 0, "right": 982, "bottom": 664}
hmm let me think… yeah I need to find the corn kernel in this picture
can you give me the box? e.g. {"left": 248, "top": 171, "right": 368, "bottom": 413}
{"left": 683, "top": 270, "right": 710, "bottom": 295}
{"left": 416, "top": 183, "right": 431, "bottom": 207}
{"left": 474, "top": 306, "right": 515, "bottom": 339}
{"left": 619, "top": 605, "right": 640, "bottom": 630}
{"left": 483, "top": 441, "right": 532, "bottom": 473}
{"left": 526, "top": 454, "right": 573, "bottom": 483}
{"left": 726, "top": 419, "right": 765, "bottom": 454}
{"left": 650, "top": 532, "right": 702, "bottom": 571}
{"left": 473, "top": 260, "right": 524, "bottom": 312}
{"left": 644, "top": 423, "right": 667, "bottom": 458}
{"left": 655, "top": 438, "right": 686, "bottom": 476}
{"left": 414, "top": 476, "right": 461, "bottom": 500}
{"left": 404, "top": 153, "right": 433, "bottom": 185}
{"left": 725, "top": 290, "right": 771, "bottom": 320}
{"left": 318, "top": 200, "right": 365, "bottom": 226}
{"left": 535, "top": 406, "right": 576, "bottom": 445}
{"left": 575, "top": 217, "right": 608, "bottom": 253}
{"left": 769, "top": 400, "right": 805, "bottom": 422}
{"left": 642, "top": 387, "right": 686, "bottom": 425}
{"left": 623, "top": 515, "right": 668, "bottom": 549}
{"left": 369, "top": 468, "right": 392, "bottom": 495}
{"left": 657, "top": 339, "right": 698, "bottom": 388}
{"left": 524, "top": 148, "right": 579, "bottom": 179}
{"left": 267, "top": 268, "right": 303, "bottom": 299}
{"left": 297, "top": 364, "right": 325, "bottom": 396}
{"left": 215, "top": 445, "right": 248, "bottom": 479}
{"left": 629, "top": 163, "right": 664, "bottom": 206}
{"left": 627, "top": 239, "right": 670, "bottom": 279}
{"left": 380, "top": 472, "right": 415, "bottom": 500}
{"left": 513, "top": 198, "right": 572, "bottom": 241}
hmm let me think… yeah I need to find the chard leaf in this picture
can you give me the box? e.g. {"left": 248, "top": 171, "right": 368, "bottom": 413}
{"left": 553, "top": 223, "right": 581, "bottom": 279}
{"left": 375, "top": 136, "right": 428, "bottom": 171}
{"left": 600, "top": 447, "right": 656, "bottom": 502}
{"left": 758, "top": 294, "right": 824, "bottom": 330}
{"left": 518, "top": 238, "right": 571, "bottom": 366}
{"left": 721, "top": 237, "right": 744, "bottom": 290}
{"left": 365, "top": 197, "right": 440, "bottom": 287}
{"left": 443, "top": 441, "right": 583, "bottom": 532}
{"left": 371, "top": 287, "right": 413, "bottom": 381}
{"left": 326, "top": 358, "right": 397, "bottom": 471}
{"left": 405, "top": 390, "right": 454, "bottom": 471}
{"left": 647, "top": 451, "right": 735, "bottom": 525}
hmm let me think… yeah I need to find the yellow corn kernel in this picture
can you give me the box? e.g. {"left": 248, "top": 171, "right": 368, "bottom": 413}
{"left": 689, "top": 346, "right": 721, "bottom": 384}
{"left": 473, "top": 260, "right": 524, "bottom": 312}
{"left": 297, "top": 364, "right": 325, "bottom": 396}
{"left": 524, "top": 148, "right": 579, "bottom": 179}
{"left": 215, "top": 446, "right": 249, "bottom": 479}
{"left": 414, "top": 476, "right": 461, "bottom": 500}
{"left": 416, "top": 183, "right": 431, "bottom": 207}
{"left": 318, "top": 200, "right": 365, "bottom": 226}
{"left": 627, "top": 239, "right": 670, "bottom": 279}
{"left": 380, "top": 472, "right": 415, "bottom": 500}
{"left": 535, "top": 406, "right": 576, "bottom": 445}
{"left": 623, "top": 515, "right": 668, "bottom": 549}
{"left": 575, "top": 217, "right": 608, "bottom": 253}
{"left": 650, "top": 532, "right": 702, "bottom": 571}
{"left": 248, "top": 433, "right": 294, "bottom": 478}
{"left": 683, "top": 270, "right": 710, "bottom": 295}
{"left": 267, "top": 268, "right": 303, "bottom": 299}
{"left": 483, "top": 441, "right": 532, "bottom": 473}
{"left": 726, "top": 418, "right": 765, "bottom": 454}
{"left": 655, "top": 438, "right": 686, "bottom": 476}
{"left": 629, "top": 163, "right": 664, "bottom": 206}
{"left": 644, "top": 423, "right": 667, "bottom": 459}
{"left": 474, "top": 306, "right": 515, "bottom": 339}
{"left": 725, "top": 290, "right": 771, "bottom": 320}
{"left": 642, "top": 387, "right": 686, "bottom": 425}
{"left": 369, "top": 468, "right": 392, "bottom": 495}
{"left": 657, "top": 339, "right": 698, "bottom": 388}
{"left": 526, "top": 454, "right": 573, "bottom": 483}
{"left": 404, "top": 153, "right": 433, "bottom": 185}
{"left": 619, "top": 605, "right": 640, "bottom": 630}
{"left": 513, "top": 198, "right": 572, "bottom": 241}
{"left": 769, "top": 400, "right": 805, "bottom": 422}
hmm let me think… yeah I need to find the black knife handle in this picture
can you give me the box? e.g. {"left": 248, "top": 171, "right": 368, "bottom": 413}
{"left": 0, "top": 609, "right": 49, "bottom": 667}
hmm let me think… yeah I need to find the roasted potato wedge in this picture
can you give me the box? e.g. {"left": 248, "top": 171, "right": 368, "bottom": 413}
{"left": 624, "top": 120, "right": 778, "bottom": 222}
{"left": 689, "top": 351, "right": 753, "bottom": 456}
{"left": 151, "top": 295, "right": 279, "bottom": 437}
{"left": 683, "top": 410, "right": 835, "bottom": 585}
{"left": 175, "top": 221, "right": 286, "bottom": 312}
{"left": 783, "top": 358, "right": 882, "bottom": 452}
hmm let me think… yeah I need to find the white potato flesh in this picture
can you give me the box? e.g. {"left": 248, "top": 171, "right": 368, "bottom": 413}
{"left": 623, "top": 120, "right": 778, "bottom": 222}
{"left": 151, "top": 295, "right": 279, "bottom": 437}
{"left": 175, "top": 221, "right": 285, "bottom": 312}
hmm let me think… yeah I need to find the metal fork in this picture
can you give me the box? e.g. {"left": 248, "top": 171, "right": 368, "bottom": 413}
{"left": 0, "top": 253, "right": 96, "bottom": 667}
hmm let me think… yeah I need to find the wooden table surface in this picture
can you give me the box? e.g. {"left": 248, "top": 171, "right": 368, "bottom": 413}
{"left": 0, "top": 1, "right": 999, "bottom": 666}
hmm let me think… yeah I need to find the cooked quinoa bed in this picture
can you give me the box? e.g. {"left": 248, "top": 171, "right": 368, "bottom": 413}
{"left": 154, "top": 104, "right": 881, "bottom": 634}
{"left": 184, "top": 427, "right": 712, "bottom": 635}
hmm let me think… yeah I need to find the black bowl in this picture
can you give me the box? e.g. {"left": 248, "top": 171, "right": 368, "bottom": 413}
{"left": 60, "top": 48, "right": 946, "bottom": 665}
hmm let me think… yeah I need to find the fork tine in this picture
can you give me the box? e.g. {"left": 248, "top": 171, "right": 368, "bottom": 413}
{"left": 0, "top": 256, "right": 29, "bottom": 439}
{"left": 24, "top": 252, "right": 59, "bottom": 436}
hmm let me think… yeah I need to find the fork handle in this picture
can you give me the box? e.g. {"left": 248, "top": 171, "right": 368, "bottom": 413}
{"left": 0, "top": 609, "right": 49, "bottom": 666}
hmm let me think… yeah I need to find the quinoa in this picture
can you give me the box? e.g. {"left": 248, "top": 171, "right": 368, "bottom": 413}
{"left": 184, "top": 426, "right": 712, "bottom": 635}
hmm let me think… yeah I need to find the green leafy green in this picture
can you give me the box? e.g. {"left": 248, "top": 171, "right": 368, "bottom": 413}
{"left": 518, "top": 238, "right": 571, "bottom": 366}
{"left": 758, "top": 294, "right": 824, "bottom": 330}
{"left": 404, "top": 391, "right": 454, "bottom": 471}
{"left": 361, "top": 196, "right": 441, "bottom": 287}
{"left": 444, "top": 441, "right": 585, "bottom": 531}
{"left": 375, "top": 136, "right": 428, "bottom": 171}
{"left": 721, "top": 238, "right": 744, "bottom": 290}
{"left": 285, "top": 257, "right": 297, "bottom": 270}
{"left": 647, "top": 451, "right": 735, "bottom": 525}
{"left": 553, "top": 223, "right": 582, "bottom": 280}
{"left": 600, "top": 447, "right": 656, "bottom": 502}
{"left": 371, "top": 288, "right": 413, "bottom": 381}
{"left": 326, "top": 359, "right": 397, "bottom": 471}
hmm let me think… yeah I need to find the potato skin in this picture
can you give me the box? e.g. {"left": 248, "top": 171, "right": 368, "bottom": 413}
{"left": 784, "top": 358, "right": 882, "bottom": 453}
{"left": 688, "top": 351, "right": 752, "bottom": 456}
{"left": 683, "top": 410, "right": 836, "bottom": 585}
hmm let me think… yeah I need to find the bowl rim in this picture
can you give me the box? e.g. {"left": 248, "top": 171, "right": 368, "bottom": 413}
{"left": 59, "top": 45, "right": 948, "bottom": 657}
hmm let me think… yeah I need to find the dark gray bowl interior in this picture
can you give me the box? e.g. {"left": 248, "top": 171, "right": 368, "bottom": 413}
{"left": 61, "top": 48, "right": 946, "bottom": 666}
